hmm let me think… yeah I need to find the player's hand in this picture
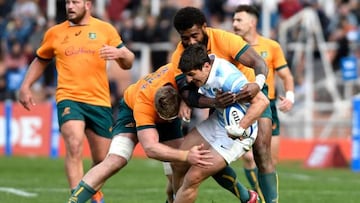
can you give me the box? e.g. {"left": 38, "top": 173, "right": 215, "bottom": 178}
{"left": 186, "top": 144, "right": 213, "bottom": 168}
{"left": 278, "top": 96, "right": 293, "bottom": 112}
{"left": 99, "top": 45, "right": 119, "bottom": 60}
{"left": 215, "top": 89, "right": 236, "bottom": 108}
{"left": 18, "top": 87, "right": 36, "bottom": 111}
{"left": 234, "top": 83, "right": 260, "bottom": 103}
{"left": 179, "top": 100, "right": 192, "bottom": 122}
{"left": 225, "top": 125, "right": 245, "bottom": 139}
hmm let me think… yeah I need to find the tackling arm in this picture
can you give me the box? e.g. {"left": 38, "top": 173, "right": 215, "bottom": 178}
{"left": 234, "top": 46, "right": 269, "bottom": 103}
{"left": 177, "top": 76, "right": 222, "bottom": 108}
{"left": 137, "top": 128, "right": 213, "bottom": 167}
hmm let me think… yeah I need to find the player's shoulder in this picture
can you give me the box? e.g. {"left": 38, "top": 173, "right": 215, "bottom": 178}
{"left": 258, "top": 35, "right": 281, "bottom": 48}
{"left": 90, "top": 17, "right": 116, "bottom": 30}
{"left": 46, "top": 21, "right": 68, "bottom": 33}
{"left": 207, "top": 27, "right": 240, "bottom": 38}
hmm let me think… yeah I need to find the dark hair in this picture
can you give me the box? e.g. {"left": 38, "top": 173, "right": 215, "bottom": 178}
{"left": 178, "top": 44, "right": 210, "bottom": 73}
{"left": 235, "top": 4, "right": 260, "bottom": 19}
{"left": 173, "top": 7, "right": 207, "bottom": 31}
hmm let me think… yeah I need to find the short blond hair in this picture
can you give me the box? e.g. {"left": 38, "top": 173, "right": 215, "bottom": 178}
{"left": 155, "top": 85, "right": 180, "bottom": 120}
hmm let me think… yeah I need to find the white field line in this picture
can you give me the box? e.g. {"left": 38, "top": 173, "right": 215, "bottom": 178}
{"left": 0, "top": 187, "right": 38, "bottom": 197}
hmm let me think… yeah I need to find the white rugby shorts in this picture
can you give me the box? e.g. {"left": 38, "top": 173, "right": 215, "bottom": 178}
{"left": 196, "top": 112, "right": 255, "bottom": 164}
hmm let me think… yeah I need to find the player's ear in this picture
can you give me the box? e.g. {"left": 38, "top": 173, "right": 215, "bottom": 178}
{"left": 203, "top": 62, "right": 211, "bottom": 71}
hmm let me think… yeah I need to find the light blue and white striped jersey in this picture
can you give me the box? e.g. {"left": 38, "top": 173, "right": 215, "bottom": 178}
{"left": 198, "top": 54, "right": 249, "bottom": 127}
{"left": 198, "top": 54, "right": 248, "bottom": 98}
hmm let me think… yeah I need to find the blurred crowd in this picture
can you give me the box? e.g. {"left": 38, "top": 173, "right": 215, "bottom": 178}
{"left": 0, "top": 0, "right": 359, "bottom": 103}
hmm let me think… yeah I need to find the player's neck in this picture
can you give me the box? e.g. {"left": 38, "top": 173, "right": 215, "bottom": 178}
{"left": 244, "top": 31, "right": 258, "bottom": 46}
{"left": 69, "top": 14, "right": 92, "bottom": 26}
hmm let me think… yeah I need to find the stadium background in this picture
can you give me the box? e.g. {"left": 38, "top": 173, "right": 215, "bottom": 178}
{"left": 0, "top": 0, "right": 359, "bottom": 169}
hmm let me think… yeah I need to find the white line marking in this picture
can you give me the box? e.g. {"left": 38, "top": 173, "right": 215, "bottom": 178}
{"left": 0, "top": 187, "right": 38, "bottom": 197}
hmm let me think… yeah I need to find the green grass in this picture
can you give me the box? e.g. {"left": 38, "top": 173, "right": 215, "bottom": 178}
{"left": 0, "top": 156, "right": 359, "bottom": 203}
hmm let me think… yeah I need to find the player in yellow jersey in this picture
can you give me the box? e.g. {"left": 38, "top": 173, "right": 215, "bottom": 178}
{"left": 233, "top": 5, "right": 295, "bottom": 202}
{"left": 169, "top": 6, "right": 278, "bottom": 203}
{"left": 66, "top": 64, "right": 213, "bottom": 203}
{"left": 18, "top": 1, "right": 135, "bottom": 203}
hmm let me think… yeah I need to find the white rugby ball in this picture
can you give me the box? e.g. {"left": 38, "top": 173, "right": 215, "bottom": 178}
{"left": 223, "top": 103, "right": 258, "bottom": 138}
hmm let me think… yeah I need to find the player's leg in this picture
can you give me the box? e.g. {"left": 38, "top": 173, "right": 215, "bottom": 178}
{"left": 83, "top": 103, "right": 114, "bottom": 203}
{"left": 184, "top": 113, "right": 257, "bottom": 203}
{"left": 160, "top": 128, "right": 184, "bottom": 203}
{"left": 174, "top": 147, "right": 227, "bottom": 203}
{"left": 67, "top": 99, "right": 137, "bottom": 203}
{"left": 68, "top": 134, "right": 136, "bottom": 203}
{"left": 163, "top": 165, "right": 174, "bottom": 203}
{"left": 171, "top": 127, "right": 208, "bottom": 194}
{"left": 61, "top": 120, "right": 86, "bottom": 191}
{"left": 57, "top": 100, "right": 87, "bottom": 193}
{"left": 86, "top": 129, "right": 111, "bottom": 203}
{"left": 271, "top": 136, "right": 280, "bottom": 165}
{"left": 270, "top": 101, "right": 281, "bottom": 166}
{"left": 212, "top": 164, "right": 257, "bottom": 203}
{"left": 241, "top": 150, "right": 258, "bottom": 189}
{"left": 253, "top": 116, "right": 278, "bottom": 203}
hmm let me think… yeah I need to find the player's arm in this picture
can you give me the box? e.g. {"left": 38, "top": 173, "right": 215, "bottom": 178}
{"left": 100, "top": 44, "right": 135, "bottom": 70}
{"left": 19, "top": 57, "right": 51, "bottom": 110}
{"left": 177, "top": 76, "right": 229, "bottom": 108}
{"left": 226, "top": 91, "right": 269, "bottom": 137}
{"left": 237, "top": 47, "right": 269, "bottom": 101}
{"left": 114, "top": 45, "right": 135, "bottom": 70}
{"left": 137, "top": 128, "right": 213, "bottom": 167}
{"left": 277, "top": 67, "right": 295, "bottom": 112}
{"left": 240, "top": 91, "right": 269, "bottom": 128}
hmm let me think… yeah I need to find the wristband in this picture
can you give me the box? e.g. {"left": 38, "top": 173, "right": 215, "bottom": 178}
{"left": 181, "top": 151, "right": 189, "bottom": 162}
{"left": 255, "top": 74, "right": 266, "bottom": 89}
{"left": 286, "top": 91, "right": 295, "bottom": 103}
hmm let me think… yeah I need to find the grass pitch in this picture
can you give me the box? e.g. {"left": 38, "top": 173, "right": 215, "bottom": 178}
{"left": 0, "top": 156, "right": 359, "bottom": 203}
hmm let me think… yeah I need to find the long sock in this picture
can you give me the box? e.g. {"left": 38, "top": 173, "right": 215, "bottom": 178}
{"left": 244, "top": 167, "right": 264, "bottom": 202}
{"left": 244, "top": 167, "right": 258, "bottom": 190}
{"left": 68, "top": 180, "right": 96, "bottom": 203}
{"left": 258, "top": 172, "right": 278, "bottom": 203}
{"left": 212, "top": 166, "right": 250, "bottom": 203}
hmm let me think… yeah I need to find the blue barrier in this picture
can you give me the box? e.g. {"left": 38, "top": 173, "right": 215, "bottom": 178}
{"left": 50, "top": 99, "right": 59, "bottom": 158}
{"left": 5, "top": 100, "right": 12, "bottom": 156}
{"left": 352, "top": 95, "right": 360, "bottom": 172}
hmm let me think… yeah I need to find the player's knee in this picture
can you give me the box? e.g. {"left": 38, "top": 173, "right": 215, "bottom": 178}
{"left": 65, "top": 140, "right": 84, "bottom": 157}
{"left": 185, "top": 170, "right": 204, "bottom": 186}
{"left": 106, "top": 153, "right": 129, "bottom": 172}
{"left": 242, "top": 151, "right": 256, "bottom": 167}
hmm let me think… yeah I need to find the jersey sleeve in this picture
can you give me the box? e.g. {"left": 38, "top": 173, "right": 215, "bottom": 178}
{"left": 219, "top": 31, "right": 249, "bottom": 61}
{"left": 170, "top": 42, "right": 185, "bottom": 81}
{"left": 36, "top": 27, "right": 56, "bottom": 60}
{"left": 105, "top": 22, "right": 123, "bottom": 48}
{"left": 133, "top": 97, "right": 157, "bottom": 127}
{"left": 272, "top": 41, "right": 288, "bottom": 70}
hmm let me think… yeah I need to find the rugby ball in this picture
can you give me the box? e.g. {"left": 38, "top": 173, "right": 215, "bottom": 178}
{"left": 223, "top": 103, "right": 258, "bottom": 138}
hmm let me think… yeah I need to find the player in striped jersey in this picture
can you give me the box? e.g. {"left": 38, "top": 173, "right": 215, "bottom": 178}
{"left": 170, "top": 6, "right": 277, "bottom": 203}
{"left": 173, "top": 43, "right": 268, "bottom": 203}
